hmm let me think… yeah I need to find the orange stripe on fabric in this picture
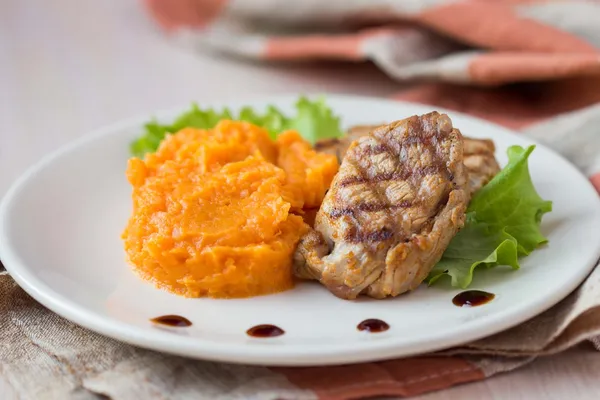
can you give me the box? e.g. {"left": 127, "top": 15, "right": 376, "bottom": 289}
{"left": 416, "top": 2, "right": 597, "bottom": 54}
{"left": 471, "top": 0, "right": 553, "bottom": 3}
{"left": 276, "top": 357, "right": 484, "bottom": 400}
{"left": 591, "top": 173, "right": 600, "bottom": 194}
{"left": 265, "top": 35, "right": 363, "bottom": 61}
{"left": 264, "top": 28, "right": 399, "bottom": 61}
{"left": 143, "top": 0, "right": 228, "bottom": 32}
{"left": 393, "top": 78, "right": 600, "bottom": 130}
{"left": 469, "top": 53, "right": 600, "bottom": 85}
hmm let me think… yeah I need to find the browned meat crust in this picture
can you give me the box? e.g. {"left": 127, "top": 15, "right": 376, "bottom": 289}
{"left": 294, "top": 112, "right": 469, "bottom": 299}
{"left": 462, "top": 138, "right": 500, "bottom": 194}
{"left": 315, "top": 124, "right": 500, "bottom": 195}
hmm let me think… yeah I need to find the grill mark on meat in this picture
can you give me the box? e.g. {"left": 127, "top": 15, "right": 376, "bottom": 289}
{"left": 403, "top": 132, "right": 437, "bottom": 147}
{"left": 335, "top": 117, "right": 455, "bottom": 246}
{"left": 413, "top": 165, "right": 446, "bottom": 179}
{"left": 336, "top": 151, "right": 379, "bottom": 245}
{"left": 338, "top": 150, "right": 449, "bottom": 186}
{"left": 329, "top": 208, "right": 354, "bottom": 218}
{"left": 340, "top": 127, "right": 406, "bottom": 188}
{"left": 372, "top": 124, "right": 399, "bottom": 159}
{"left": 360, "top": 129, "right": 410, "bottom": 242}
{"left": 366, "top": 128, "right": 408, "bottom": 210}
{"left": 387, "top": 118, "right": 450, "bottom": 184}
{"left": 356, "top": 143, "right": 388, "bottom": 157}
{"left": 345, "top": 227, "right": 394, "bottom": 243}
{"left": 338, "top": 172, "right": 407, "bottom": 187}
{"left": 408, "top": 120, "right": 453, "bottom": 182}
{"left": 329, "top": 201, "right": 412, "bottom": 219}
{"left": 336, "top": 128, "right": 400, "bottom": 245}
{"left": 337, "top": 120, "right": 452, "bottom": 240}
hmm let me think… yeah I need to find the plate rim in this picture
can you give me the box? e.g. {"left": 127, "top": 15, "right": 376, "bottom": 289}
{"left": 1, "top": 93, "right": 600, "bottom": 366}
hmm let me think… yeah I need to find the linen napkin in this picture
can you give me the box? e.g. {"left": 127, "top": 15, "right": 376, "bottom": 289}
{"left": 143, "top": 0, "right": 600, "bottom": 192}
{"left": 3, "top": 1, "right": 600, "bottom": 399}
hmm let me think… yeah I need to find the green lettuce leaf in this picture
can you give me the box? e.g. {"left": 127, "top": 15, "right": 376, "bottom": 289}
{"left": 129, "top": 96, "right": 343, "bottom": 157}
{"left": 428, "top": 145, "right": 552, "bottom": 288}
{"left": 285, "top": 97, "right": 343, "bottom": 144}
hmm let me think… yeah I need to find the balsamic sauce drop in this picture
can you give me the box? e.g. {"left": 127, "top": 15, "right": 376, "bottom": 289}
{"left": 150, "top": 315, "right": 192, "bottom": 327}
{"left": 357, "top": 318, "right": 390, "bottom": 333}
{"left": 246, "top": 324, "right": 285, "bottom": 338}
{"left": 452, "top": 290, "right": 495, "bottom": 307}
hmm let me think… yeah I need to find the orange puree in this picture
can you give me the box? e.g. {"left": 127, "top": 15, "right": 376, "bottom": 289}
{"left": 122, "top": 120, "right": 337, "bottom": 298}
{"left": 276, "top": 131, "right": 339, "bottom": 209}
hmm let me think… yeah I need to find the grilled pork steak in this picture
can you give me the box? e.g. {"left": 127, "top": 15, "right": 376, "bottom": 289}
{"left": 462, "top": 138, "right": 500, "bottom": 194}
{"left": 315, "top": 124, "right": 500, "bottom": 195}
{"left": 294, "top": 112, "right": 469, "bottom": 299}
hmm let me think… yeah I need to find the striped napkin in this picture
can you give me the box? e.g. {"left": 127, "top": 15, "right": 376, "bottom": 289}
{"left": 144, "top": 0, "right": 600, "bottom": 192}
{"left": 2, "top": 1, "right": 600, "bottom": 399}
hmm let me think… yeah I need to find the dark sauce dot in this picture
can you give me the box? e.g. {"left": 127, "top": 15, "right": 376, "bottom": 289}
{"left": 357, "top": 319, "right": 389, "bottom": 333}
{"left": 452, "top": 290, "right": 495, "bottom": 307}
{"left": 247, "top": 324, "right": 285, "bottom": 338}
{"left": 150, "top": 315, "right": 192, "bottom": 327}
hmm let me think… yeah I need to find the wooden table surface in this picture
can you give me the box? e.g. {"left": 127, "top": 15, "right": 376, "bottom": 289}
{"left": 2, "top": 1, "right": 599, "bottom": 399}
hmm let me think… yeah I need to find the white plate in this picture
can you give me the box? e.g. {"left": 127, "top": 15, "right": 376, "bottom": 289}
{"left": 1, "top": 95, "right": 599, "bottom": 366}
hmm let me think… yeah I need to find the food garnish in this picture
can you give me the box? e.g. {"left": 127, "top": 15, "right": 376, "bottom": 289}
{"left": 130, "top": 96, "right": 344, "bottom": 157}
{"left": 428, "top": 145, "right": 552, "bottom": 288}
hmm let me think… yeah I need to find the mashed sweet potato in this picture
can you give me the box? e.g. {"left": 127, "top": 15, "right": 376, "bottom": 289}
{"left": 276, "top": 131, "right": 339, "bottom": 209}
{"left": 122, "top": 120, "right": 338, "bottom": 298}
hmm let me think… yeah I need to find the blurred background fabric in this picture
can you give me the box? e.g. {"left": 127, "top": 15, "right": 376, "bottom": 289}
{"left": 142, "top": 0, "right": 600, "bottom": 193}
{"left": 143, "top": 0, "right": 600, "bottom": 128}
